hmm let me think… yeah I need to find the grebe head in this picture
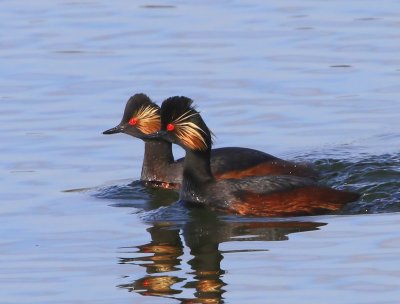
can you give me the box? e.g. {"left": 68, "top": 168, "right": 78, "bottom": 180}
{"left": 150, "top": 96, "right": 213, "bottom": 152}
{"left": 103, "top": 93, "right": 161, "bottom": 139}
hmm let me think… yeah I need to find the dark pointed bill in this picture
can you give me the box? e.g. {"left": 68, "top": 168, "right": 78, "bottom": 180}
{"left": 102, "top": 125, "right": 124, "bottom": 134}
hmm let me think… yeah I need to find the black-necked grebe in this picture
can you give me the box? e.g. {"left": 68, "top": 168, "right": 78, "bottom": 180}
{"left": 145, "top": 96, "right": 360, "bottom": 216}
{"left": 103, "top": 94, "right": 317, "bottom": 190}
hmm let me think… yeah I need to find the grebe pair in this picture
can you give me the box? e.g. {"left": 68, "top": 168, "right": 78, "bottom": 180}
{"left": 104, "top": 94, "right": 359, "bottom": 216}
{"left": 103, "top": 94, "right": 317, "bottom": 189}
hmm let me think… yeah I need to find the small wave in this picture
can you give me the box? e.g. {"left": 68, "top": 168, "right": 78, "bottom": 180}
{"left": 90, "top": 180, "right": 179, "bottom": 210}
{"left": 314, "top": 153, "right": 400, "bottom": 214}
{"left": 94, "top": 181, "right": 149, "bottom": 200}
{"left": 139, "top": 201, "right": 190, "bottom": 225}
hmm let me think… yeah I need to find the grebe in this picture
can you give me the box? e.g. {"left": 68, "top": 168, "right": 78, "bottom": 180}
{"left": 145, "top": 96, "right": 360, "bottom": 216}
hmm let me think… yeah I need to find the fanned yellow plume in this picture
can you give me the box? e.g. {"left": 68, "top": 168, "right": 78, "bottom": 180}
{"left": 171, "top": 111, "right": 208, "bottom": 151}
{"left": 133, "top": 105, "right": 160, "bottom": 134}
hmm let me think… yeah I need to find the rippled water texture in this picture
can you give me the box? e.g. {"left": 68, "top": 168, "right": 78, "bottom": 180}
{"left": 1, "top": 1, "right": 400, "bottom": 303}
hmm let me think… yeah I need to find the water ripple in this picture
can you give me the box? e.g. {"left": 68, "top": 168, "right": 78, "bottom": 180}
{"left": 92, "top": 180, "right": 178, "bottom": 210}
{"left": 315, "top": 152, "right": 400, "bottom": 214}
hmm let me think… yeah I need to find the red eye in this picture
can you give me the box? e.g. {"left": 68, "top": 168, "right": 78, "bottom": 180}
{"left": 166, "top": 123, "right": 175, "bottom": 131}
{"left": 129, "top": 118, "right": 137, "bottom": 125}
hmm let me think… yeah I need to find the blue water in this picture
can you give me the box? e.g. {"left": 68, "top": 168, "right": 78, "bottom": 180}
{"left": 1, "top": 1, "right": 400, "bottom": 303}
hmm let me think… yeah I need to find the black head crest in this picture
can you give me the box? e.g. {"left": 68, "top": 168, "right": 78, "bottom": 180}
{"left": 160, "top": 96, "right": 213, "bottom": 151}
{"left": 122, "top": 93, "right": 161, "bottom": 134}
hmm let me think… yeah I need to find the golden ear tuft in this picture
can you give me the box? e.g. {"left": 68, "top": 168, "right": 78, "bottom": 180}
{"left": 171, "top": 110, "right": 208, "bottom": 151}
{"left": 133, "top": 105, "right": 161, "bottom": 134}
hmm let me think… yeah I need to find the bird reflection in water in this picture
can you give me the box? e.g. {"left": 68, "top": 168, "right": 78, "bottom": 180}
{"left": 117, "top": 208, "right": 326, "bottom": 303}
{"left": 119, "top": 222, "right": 184, "bottom": 296}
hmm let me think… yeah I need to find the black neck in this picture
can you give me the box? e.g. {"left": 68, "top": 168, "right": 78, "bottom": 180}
{"left": 182, "top": 148, "right": 214, "bottom": 186}
{"left": 141, "top": 140, "right": 174, "bottom": 180}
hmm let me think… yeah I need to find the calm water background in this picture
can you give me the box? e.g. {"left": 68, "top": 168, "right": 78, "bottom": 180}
{"left": 1, "top": 1, "right": 400, "bottom": 303}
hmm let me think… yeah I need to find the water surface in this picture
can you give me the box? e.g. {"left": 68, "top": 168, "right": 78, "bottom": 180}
{"left": 1, "top": 1, "right": 400, "bottom": 303}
